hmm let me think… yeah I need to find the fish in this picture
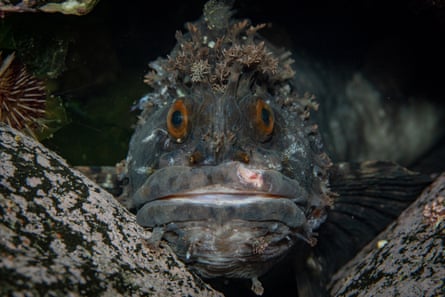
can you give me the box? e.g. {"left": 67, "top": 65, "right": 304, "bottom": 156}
{"left": 124, "top": 1, "right": 432, "bottom": 296}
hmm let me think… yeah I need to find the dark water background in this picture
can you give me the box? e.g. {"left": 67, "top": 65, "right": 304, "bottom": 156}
{"left": 1, "top": 0, "right": 443, "bottom": 167}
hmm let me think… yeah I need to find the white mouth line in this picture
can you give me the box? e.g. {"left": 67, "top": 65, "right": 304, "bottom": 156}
{"left": 157, "top": 192, "right": 289, "bottom": 205}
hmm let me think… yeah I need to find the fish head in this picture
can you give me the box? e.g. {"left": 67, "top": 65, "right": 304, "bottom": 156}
{"left": 126, "top": 1, "right": 333, "bottom": 281}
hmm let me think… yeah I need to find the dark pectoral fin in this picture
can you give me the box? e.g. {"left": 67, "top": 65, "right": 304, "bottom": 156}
{"left": 314, "top": 161, "right": 432, "bottom": 286}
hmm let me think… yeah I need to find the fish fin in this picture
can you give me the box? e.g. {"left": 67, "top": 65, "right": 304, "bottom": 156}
{"left": 143, "top": 226, "right": 165, "bottom": 249}
{"left": 296, "top": 161, "right": 431, "bottom": 296}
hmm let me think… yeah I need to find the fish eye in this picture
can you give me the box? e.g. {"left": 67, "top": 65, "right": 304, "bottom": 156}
{"left": 254, "top": 98, "right": 274, "bottom": 141}
{"left": 167, "top": 99, "right": 189, "bottom": 142}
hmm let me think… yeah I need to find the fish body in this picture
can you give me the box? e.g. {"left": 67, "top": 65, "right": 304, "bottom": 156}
{"left": 125, "top": 1, "right": 431, "bottom": 296}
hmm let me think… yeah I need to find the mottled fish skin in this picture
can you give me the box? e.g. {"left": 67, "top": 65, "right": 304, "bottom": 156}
{"left": 124, "top": 1, "right": 431, "bottom": 296}
{"left": 126, "top": 0, "right": 332, "bottom": 292}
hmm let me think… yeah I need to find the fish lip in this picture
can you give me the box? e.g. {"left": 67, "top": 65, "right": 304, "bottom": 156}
{"left": 135, "top": 188, "right": 308, "bottom": 228}
{"left": 155, "top": 187, "right": 307, "bottom": 206}
{"left": 131, "top": 161, "right": 311, "bottom": 210}
{"left": 153, "top": 190, "right": 307, "bottom": 208}
{"left": 142, "top": 182, "right": 309, "bottom": 209}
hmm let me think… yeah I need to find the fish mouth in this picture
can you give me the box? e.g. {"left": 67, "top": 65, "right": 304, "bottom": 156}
{"left": 132, "top": 162, "right": 312, "bottom": 278}
{"left": 135, "top": 186, "right": 310, "bottom": 279}
{"left": 136, "top": 186, "right": 308, "bottom": 228}
{"left": 133, "top": 161, "right": 311, "bottom": 229}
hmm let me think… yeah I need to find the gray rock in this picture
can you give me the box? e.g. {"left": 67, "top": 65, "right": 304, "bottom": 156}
{"left": 329, "top": 172, "right": 445, "bottom": 297}
{"left": 0, "top": 0, "right": 99, "bottom": 15}
{"left": 0, "top": 123, "right": 223, "bottom": 297}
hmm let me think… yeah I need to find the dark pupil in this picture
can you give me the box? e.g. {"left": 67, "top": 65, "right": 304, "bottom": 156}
{"left": 261, "top": 108, "right": 270, "bottom": 126}
{"left": 171, "top": 110, "right": 183, "bottom": 127}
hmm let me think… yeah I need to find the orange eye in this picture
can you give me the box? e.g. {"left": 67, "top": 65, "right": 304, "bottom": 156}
{"left": 254, "top": 99, "right": 274, "bottom": 140}
{"left": 167, "top": 99, "right": 189, "bottom": 142}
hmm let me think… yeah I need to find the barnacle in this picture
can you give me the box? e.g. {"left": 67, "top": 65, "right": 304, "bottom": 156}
{"left": 223, "top": 42, "right": 279, "bottom": 74}
{"left": 190, "top": 59, "right": 210, "bottom": 82}
{"left": 423, "top": 196, "right": 445, "bottom": 227}
{"left": 0, "top": 52, "right": 47, "bottom": 137}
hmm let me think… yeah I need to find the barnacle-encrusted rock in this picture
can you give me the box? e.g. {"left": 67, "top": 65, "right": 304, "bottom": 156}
{"left": 0, "top": 123, "right": 223, "bottom": 297}
{"left": 329, "top": 172, "right": 445, "bottom": 297}
{"left": 0, "top": 0, "right": 99, "bottom": 15}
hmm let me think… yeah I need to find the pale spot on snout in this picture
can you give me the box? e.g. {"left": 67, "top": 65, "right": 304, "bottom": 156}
{"left": 237, "top": 164, "right": 264, "bottom": 189}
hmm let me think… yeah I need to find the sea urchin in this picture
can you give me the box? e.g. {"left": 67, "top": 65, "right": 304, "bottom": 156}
{"left": 0, "top": 51, "right": 47, "bottom": 136}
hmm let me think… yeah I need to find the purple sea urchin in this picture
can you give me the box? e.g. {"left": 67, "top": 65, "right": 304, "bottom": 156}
{"left": 0, "top": 52, "right": 47, "bottom": 136}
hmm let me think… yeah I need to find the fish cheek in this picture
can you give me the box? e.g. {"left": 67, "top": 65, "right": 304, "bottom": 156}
{"left": 126, "top": 108, "right": 169, "bottom": 186}
{"left": 157, "top": 144, "right": 200, "bottom": 168}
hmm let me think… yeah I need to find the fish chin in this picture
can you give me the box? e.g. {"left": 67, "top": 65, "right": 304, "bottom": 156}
{"left": 164, "top": 219, "right": 298, "bottom": 279}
